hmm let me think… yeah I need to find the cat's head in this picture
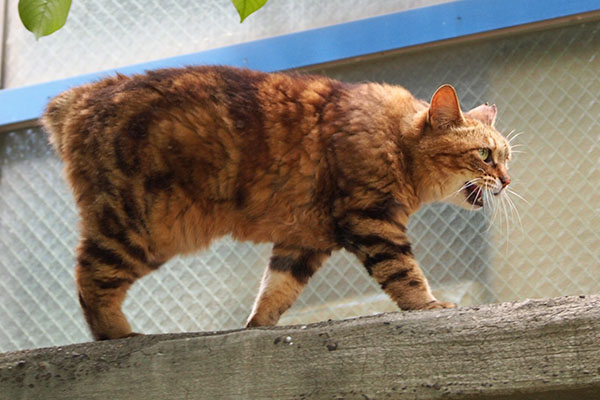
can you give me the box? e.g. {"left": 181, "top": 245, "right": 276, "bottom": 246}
{"left": 415, "top": 85, "right": 512, "bottom": 210}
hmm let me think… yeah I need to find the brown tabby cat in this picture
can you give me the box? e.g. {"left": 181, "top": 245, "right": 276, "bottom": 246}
{"left": 42, "top": 66, "right": 511, "bottom": 340}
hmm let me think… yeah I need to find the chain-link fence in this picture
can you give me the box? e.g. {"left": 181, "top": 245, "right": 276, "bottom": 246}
{"left": 1, "top": 5, "right": 599, "bottom": 352}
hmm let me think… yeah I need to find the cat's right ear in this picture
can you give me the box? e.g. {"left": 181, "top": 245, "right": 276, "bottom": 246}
{"left": 427, "top": 84, "right": 464, "bottom": 130}
{"left": 464, "top": 103, "right": 497, "bottom": 127}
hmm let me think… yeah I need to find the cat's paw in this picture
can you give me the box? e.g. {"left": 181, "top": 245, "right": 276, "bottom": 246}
{"left": 123, "top": 332, "right": 144, "bottom": 338}
{"left": 95, "top": 331, "right": 143, "bottom": 341}
{"left": 423, "top": 300, "right": 457, "bottom": 310}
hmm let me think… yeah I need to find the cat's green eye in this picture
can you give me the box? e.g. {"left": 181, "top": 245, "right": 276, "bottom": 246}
{"left": 478, "top": 148, "right": 492, "bottom": 163}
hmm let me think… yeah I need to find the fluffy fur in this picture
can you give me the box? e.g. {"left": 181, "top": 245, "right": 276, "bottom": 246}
{"left": 42, "top": 66, "right": 512, "bottom": 340}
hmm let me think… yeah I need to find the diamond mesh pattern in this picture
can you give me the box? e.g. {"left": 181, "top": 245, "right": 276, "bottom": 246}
{"left": 1, "top": 20, "right": 599, "bottom": 352}
{"left": 3, "top": 0, "right": 451, "bottom": 88}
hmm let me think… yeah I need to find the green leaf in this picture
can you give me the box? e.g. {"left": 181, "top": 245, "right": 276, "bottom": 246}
{"left": 231, "top": 0, "right": 268, "bottom": 22}
{"left": 18, "top": 0, "right": 72, "bottom": 40}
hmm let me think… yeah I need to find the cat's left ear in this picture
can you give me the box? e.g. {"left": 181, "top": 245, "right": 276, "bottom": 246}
{"left": 428, "top": 84, "right": 464, "bottom": 130}
{"left": 465, "top": 103, "right": 497, "bottom": 127}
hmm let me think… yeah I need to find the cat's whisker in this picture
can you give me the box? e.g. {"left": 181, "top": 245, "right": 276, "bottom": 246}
{"left": 505, "top": 129, "right": 517, "bottom": 141}
{"left": 491, "top": 189, "right": 503, "bottom": 228}
{"left": 485, "top": 189, "right": 501, "bottom": 232}
{"left": 488, "top": 191, "right": 498, "bottom": 228}
{"left": 463, "top": 177, "right": 482, "bottom": 187}
{"left": 506, "top": 188, "right": 529, "bottom": 204}
{"left": 507, "top": 131, "right": 524, "bottom": 144}
{"left": 503, "top": 192, "right": 517, "bottom": 226}
{"left": 470, "top": 186, "right": 481, "bottom": 211}
{"left": 443, "top": 178, "right": 482, "bottom": 201}
{"left": 484, "top": 188, "right": 498, "bottom": 232}
{"left": 504, "top": 191, "right": 524, "bottom": 235}
{"left": 498, "top": 193, "right": 511, "bottom": 253}
{"left": 470, "top": 184, "right": 484, "bottom": 212}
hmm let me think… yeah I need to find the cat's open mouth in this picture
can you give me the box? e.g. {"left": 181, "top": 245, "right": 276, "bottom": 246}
{"left": 463, "top": 182, "right": 484, "bottom": 207}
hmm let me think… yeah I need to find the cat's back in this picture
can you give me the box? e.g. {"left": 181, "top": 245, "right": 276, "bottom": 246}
{"left": 42, "top": 66, "right": 347, "bottom": 161}
{"left": 43, "top": 67, "right": 262, "bottom": 157}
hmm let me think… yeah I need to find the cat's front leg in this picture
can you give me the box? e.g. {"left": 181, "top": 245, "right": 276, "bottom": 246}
{"left": 336, "top": 215, "right": 455, "bottom": 311}
{"left": 246, "top": 244, "right": 331, "bottom": 327}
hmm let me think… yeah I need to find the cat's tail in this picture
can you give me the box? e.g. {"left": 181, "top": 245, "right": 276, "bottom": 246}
{"left": 41, "top": 86, "right": 86, "bottom": 159}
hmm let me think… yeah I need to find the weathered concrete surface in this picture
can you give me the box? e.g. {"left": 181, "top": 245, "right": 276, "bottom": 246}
{"left": 1, "top": 295, "right": 599, "bottom": 399}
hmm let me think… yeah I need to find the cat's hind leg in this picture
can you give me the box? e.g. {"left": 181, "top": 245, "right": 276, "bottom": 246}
{"left": 245, "top": 244, "right": 330, "bottom": 327}
{"left": 75, "top": 237, "right": 152, "bottom": 340}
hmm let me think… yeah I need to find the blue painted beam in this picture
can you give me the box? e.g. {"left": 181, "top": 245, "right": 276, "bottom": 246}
{"left": 1, "top": 0, "right": 599, "bottom": 127}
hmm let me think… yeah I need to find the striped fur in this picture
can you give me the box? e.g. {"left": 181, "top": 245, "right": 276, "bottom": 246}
{"left": 42, "top": 66, "right": 511, "bottom": 340}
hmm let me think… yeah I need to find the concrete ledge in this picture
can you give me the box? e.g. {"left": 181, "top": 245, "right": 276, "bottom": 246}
{"left": 1, "top": 295, "right": 599, "bottom": 399}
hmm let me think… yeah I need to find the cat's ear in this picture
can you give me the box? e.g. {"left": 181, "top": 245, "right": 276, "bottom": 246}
{"left": 465, "top": 103, "right": 497, "bottom": 127}
{"left": 428, "top": 84, "right": 464, "bottom": 129}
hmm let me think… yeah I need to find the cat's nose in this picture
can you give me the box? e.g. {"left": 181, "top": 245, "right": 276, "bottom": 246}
{"left": 500, "top": 175, "right": 511, "bottom": 188}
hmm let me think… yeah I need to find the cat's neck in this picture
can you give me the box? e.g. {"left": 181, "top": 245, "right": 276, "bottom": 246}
{"left": 344, "top": 83, "right": 430, "bottom": 215}
{"left": 350, "top": 83, "right": 427, "bottom": 131}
